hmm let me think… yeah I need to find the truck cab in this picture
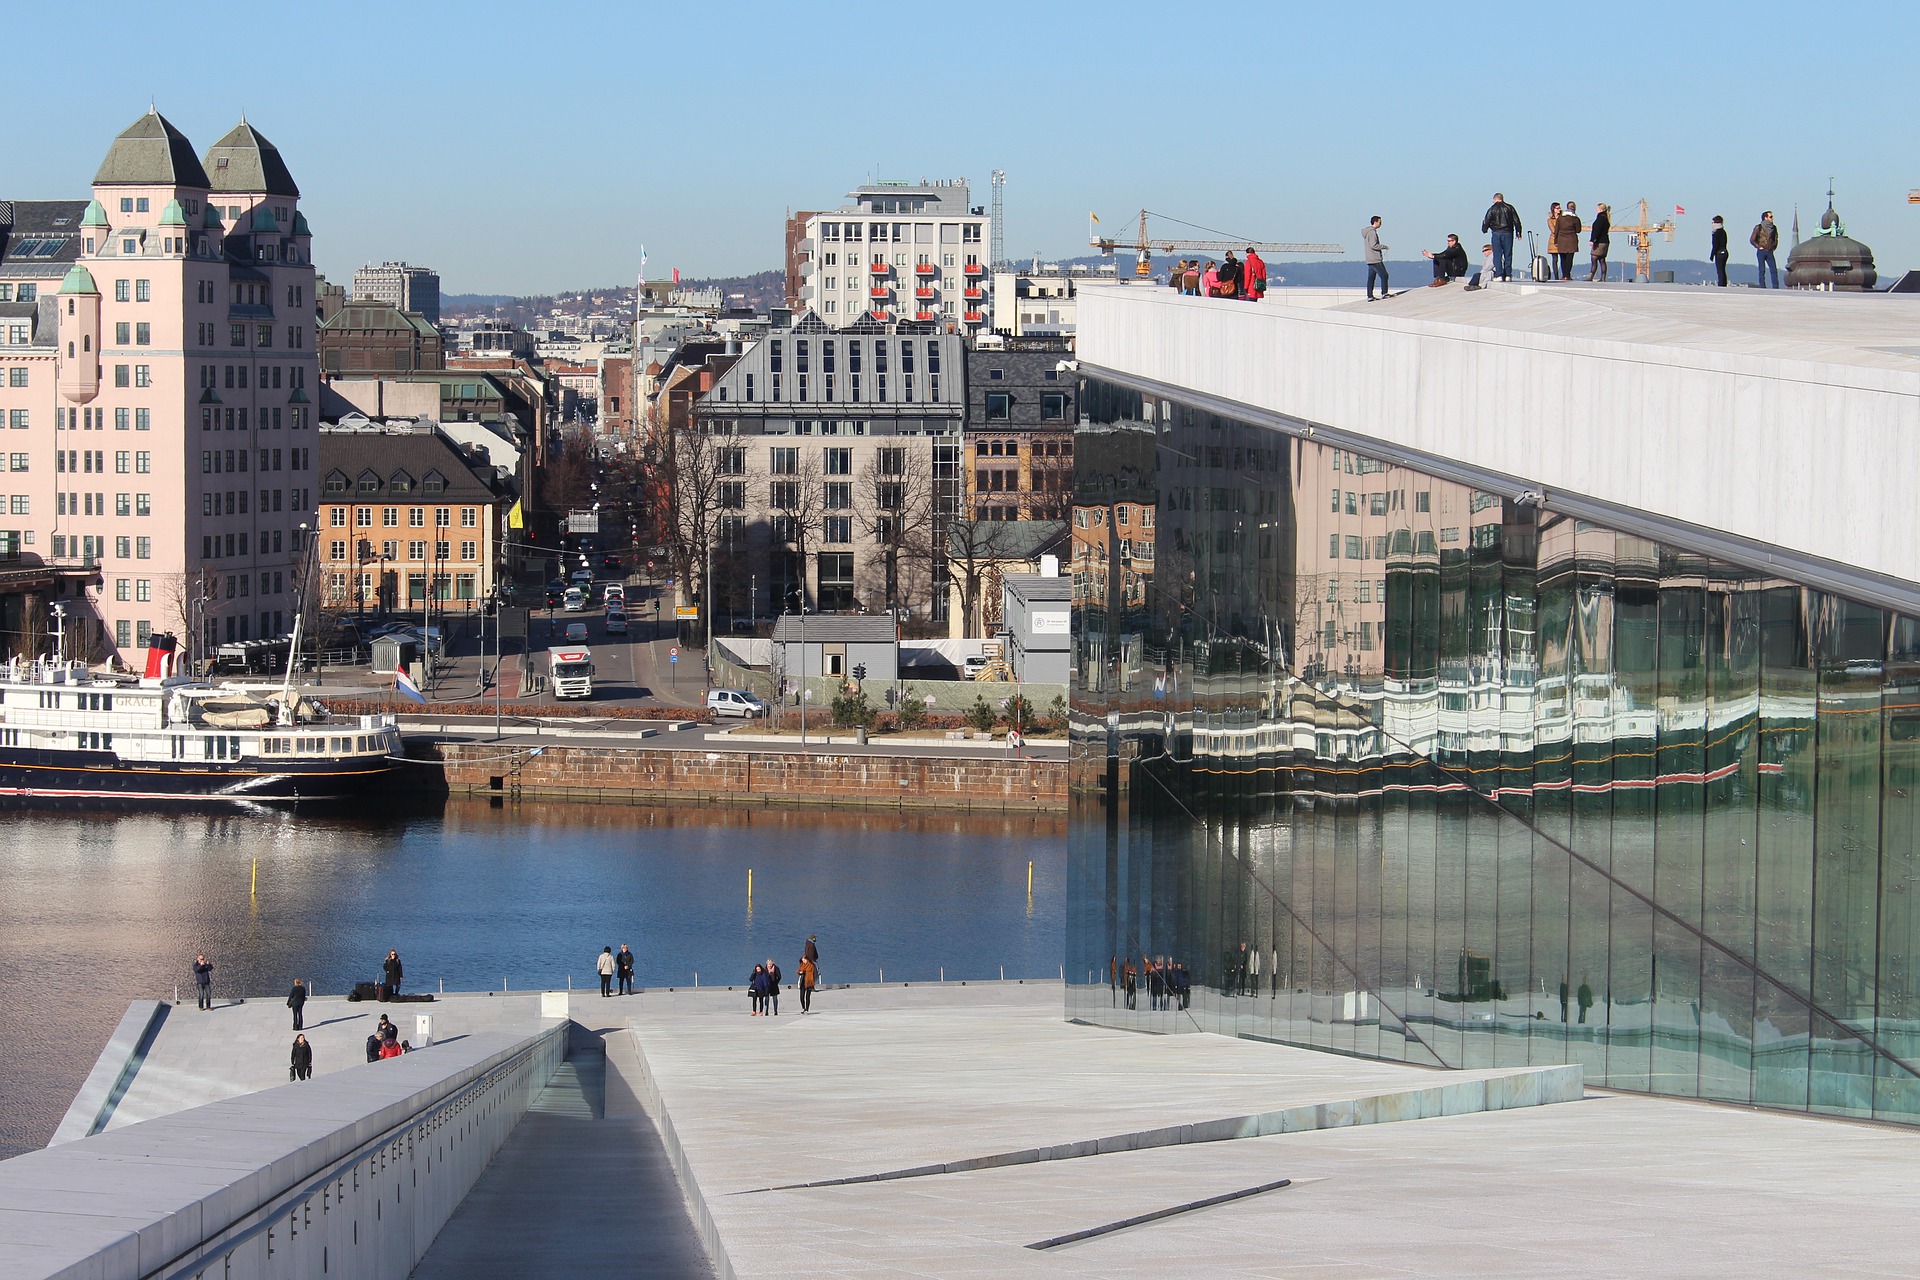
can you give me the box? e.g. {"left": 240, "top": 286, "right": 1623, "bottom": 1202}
{"left": 550, "top": 647, "right": 594, "bottom": 699}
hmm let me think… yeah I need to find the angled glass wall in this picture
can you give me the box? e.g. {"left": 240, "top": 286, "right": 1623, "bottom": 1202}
{"left": 1068, "top": 378, "right": 1920, "bottom": 1123}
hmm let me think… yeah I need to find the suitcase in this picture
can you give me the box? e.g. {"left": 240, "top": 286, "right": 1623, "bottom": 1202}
{"left": 378, "top": 982, "right": 394, "bottom": 1002}
{"left": 1531, "top": 255, "right": 1551, "bottom": 282}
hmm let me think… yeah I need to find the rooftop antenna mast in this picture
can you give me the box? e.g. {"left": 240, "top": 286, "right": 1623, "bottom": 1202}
{"left": 990, "top": 170, "right": 1007, "bottom": 270}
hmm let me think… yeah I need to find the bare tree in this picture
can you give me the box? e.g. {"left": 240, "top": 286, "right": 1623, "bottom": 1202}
{"left": 161, "top": 568, "right": 221, "bottom": 670}
{"left": 764, "top": 450, "right": 824, "bottom": 612}
{"left": 946, "top": 517, "right": 1019, "bottom": 639}
{"left": 855, "top": 444, "right": 934, "bottom": 618}
{"left": 662, "top": 425, "right": 728, "bottom": 615}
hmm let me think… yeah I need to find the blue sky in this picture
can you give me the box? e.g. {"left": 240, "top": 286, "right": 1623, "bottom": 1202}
{"left": 6, "top": 0, "right": 1915, "bottom": 295}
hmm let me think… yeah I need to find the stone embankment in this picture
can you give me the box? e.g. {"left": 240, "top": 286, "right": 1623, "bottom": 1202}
{"left": 416, "top": 740, "right": 1065, "bottom": 813}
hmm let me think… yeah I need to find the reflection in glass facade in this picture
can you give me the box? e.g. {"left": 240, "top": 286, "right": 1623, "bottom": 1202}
{"left": 1068, "top": 378, "right": 1920, "bottom": 1122}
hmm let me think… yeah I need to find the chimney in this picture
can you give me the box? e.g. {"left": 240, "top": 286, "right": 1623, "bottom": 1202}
{"left": 1039, "top": 554, "right": 1060, "bottom": 577}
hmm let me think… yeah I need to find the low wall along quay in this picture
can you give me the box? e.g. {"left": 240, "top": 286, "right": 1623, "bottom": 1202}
{"left": 420, "top": 741, "right": 1066, "bottom": 812}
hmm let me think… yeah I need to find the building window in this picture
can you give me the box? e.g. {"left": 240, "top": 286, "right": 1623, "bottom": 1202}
{"left": 824, "top": 516, "right": 851, "bottom": 544}
{"left": 986, "top": 393, "right": 1011, "bottom": 420}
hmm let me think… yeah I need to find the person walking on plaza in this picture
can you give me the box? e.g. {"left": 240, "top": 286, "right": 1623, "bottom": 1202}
{"left": 1751, "top": 211, "right": 1780, "bottom": 287}
{"left": 798, "top": 952, "right": 818, "bottom": 1013}
{"left": 1711, "top": 216, "right": 1730, "bottom": 286}
{"left": 192, "top": 954, "right": 214, "bottom": 1011}
{"left": 1587, "top": 203, "right": 1611, "bottom": 281}
{"left": 1551, "top": 202, "right": 1581, "bottom": 282}
{"left": 749, "top": 963, "right": 768, "bottom": 1016}
{"left": 290, "top": 1034, "right": 313, "bottom": 1082}
{"left": 1362, "top": 216, "right": 1388, "bottom": 300}
{"left": 804, "top": 934, "right": 820, "bottom": 967}
{"left": 287, "top": 977, "right": 308, "bottom": 1031}
{"left": 1243, "top": 247, "right": 1268, "bottom": 301}
{"left": 616, "top": 944, "right": 635, "bottom": 996}
{"left": 1481, "top": 193, "right": 1522, "bottom": 281}
{"left": 764, "top": 957, "right": 783, "bottom": 1016}
{"left": 382, "top": 949, "right": 404, "bottom": 997}
{"left": 596, "top": 945, "right": 616, "bottom": 998}
{"left": 1422, "top": 234, "right": 1470, "bottom": 286}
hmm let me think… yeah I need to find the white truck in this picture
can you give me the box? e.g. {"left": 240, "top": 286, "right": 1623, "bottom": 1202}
{"left": 549, "top": 646, "right": 594, "bottom": 699}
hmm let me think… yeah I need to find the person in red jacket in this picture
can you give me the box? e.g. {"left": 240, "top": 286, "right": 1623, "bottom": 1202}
{"left": 1243, "top": 248, "right": 1268, "bottom": 301}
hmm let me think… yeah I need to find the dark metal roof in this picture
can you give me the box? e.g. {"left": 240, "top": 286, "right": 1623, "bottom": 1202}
{"left": 93, "top": 111, "right": 211, "bottom": 188}
{"left": 769, "top": 615, "right": 900, "bottom": 644}
{"left": 0, "top": 200, "right": 88, "bottom": 276}
{"left": 317, "top": 427, "right": 508, "bottom": 503}
{"left": 203, "top": 122, "right": 300, "bottom": 197}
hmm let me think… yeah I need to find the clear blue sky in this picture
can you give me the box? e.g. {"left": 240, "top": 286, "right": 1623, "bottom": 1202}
{"left": 6, "top": 0, "right": 1915, "bottom": 295}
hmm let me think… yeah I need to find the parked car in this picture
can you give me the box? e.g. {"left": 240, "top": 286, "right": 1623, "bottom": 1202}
{"left": 962, "top": 655, "right": 989, "bottom": 679}
{"left": 706, "top": 688, "right": 769, "bottom": 718}
{"left": 563, "top": 621, "right": 589, "bottom": 645}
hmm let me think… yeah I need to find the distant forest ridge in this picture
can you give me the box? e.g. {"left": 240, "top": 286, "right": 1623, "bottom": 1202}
{"left": 444, "top": 253, "right": 1782, "bottom": 318}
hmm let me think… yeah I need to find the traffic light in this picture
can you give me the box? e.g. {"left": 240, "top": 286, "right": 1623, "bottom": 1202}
{"left": 852, "top": 663, "right": 867, "bottom": 680}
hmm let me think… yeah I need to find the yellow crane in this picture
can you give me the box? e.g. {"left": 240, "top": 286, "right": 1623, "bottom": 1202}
{"left": 1610, "top": 198, "right": 1676, "bottom": 282}
{"left": 1091, "top": 209, "right": 1343, "bottom": 277}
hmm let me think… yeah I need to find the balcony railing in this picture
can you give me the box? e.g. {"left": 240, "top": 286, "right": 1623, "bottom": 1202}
{"left": 915, "top": 262, "right": 937, "bottom": 276}
{"left": 869, "top": 262, "right": 891, "bottom": 276}
{"left": 870, "top": 286, "right": 891, "bottom": 299}
{"left": 915, "top": 286, "right": 936, "bottom": 299}
{"left": 963, "top": 263, "right": 985, "bottom": 277}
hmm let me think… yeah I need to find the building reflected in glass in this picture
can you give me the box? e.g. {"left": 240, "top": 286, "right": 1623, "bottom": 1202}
{"left": 1069, "top": 378, "right": 1920, "bottom": 1122}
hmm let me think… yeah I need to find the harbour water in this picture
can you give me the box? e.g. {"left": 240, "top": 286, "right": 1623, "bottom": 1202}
{"left": 0, "top": 798, "right": 1066, "bottom": 1158}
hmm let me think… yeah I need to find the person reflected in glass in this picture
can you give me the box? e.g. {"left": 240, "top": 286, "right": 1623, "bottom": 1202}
{"left": 1174, "top": 960, "right": 1191, "bottom": 1011}
{"left": 1577, "top": 977, "right": 1594, "bottom": 1025}
{"left": 1122, "top": 958, "right": 1137, "bottom": 1011}
{"left": 1559, "top": 976, "right": 1570, "bottom": 1023}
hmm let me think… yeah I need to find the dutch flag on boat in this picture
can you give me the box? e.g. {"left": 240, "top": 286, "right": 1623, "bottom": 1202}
{"left": 393, "top": 666, "right": 426, "bottom": 705}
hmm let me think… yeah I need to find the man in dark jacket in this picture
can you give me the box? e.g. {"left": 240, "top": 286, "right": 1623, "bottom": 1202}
{"left": 383, "top": 949, "right": 403, "bottom": 997}
{"left": 1711, "top": 217, "right": 1730, "bottom": 286}
{"left": 192, "top": 954, "right": 214, "bottom": 1011}
{"left": 1423, "top": 235, "right": 1471, "bottom": 285}
{"left": 1216, "top": 251, "right": 1243, "bottom": 298}
{"left": 615, "top": 944, "right": 635, "bottom": 996}
{"left": 287, "top": 978, "right": 308, "bottom": 1031}
{"left": 1751, "top": 212, "right": 1780, "bottom": 288}
{"left": 1480, "top": 193, "right": 1523, "bottom": 280}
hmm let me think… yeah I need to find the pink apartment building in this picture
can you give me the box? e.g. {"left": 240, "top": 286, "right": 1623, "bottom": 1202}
{"left": 0, "top": 110, "right": 316, "bottom": 664}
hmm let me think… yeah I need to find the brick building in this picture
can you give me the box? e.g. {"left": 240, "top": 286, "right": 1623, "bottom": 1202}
{"left": 318, "top": 300, "right": 443, "bottom": 375}
{"left": 964, "top": 337, "right": 1075, "bottom": 522}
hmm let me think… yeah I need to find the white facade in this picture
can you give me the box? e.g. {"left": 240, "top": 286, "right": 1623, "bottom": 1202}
{"left": 794, "top": 181, "right": 991, "bottom": 332}
{"left": 1077, "top": 283, "right": 1920, "bottom": 602}
{"left": 351, "top": 261, "right": 440, "bottom": 324}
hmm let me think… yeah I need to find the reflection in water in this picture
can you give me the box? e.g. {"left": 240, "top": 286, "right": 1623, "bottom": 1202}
{"left": 0, "top": 798, "right": 1064, "bottom": 1157}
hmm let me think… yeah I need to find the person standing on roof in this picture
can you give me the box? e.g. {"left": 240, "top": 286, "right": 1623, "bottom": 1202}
{"left": 1362, "top": 217, "right": 1389, "bottom": 301}
{"left": 1587, "top": 203, "right": 1611, "bottom": 282}
{"left": 192, "top": 954, "right": 214, "bottom": 1011}
{"left": 1480, "top": 193, "right": 1523, "bottom": 281}
{"left": 1751, "top": 211, "right": 1780, "bottom": 288}
{"left": 596, "top": 945, "right": 616, "bottom": 998}
{"left": 1710, "top": 217, "right": 1730, "bottom": 286}
{"left": 1243, "top": 248, "right": 1268, "bottom": 301}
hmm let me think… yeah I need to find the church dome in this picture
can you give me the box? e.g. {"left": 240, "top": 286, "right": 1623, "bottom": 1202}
{"left": 1786, "top": 195, "right": 1877, "bottom": 290}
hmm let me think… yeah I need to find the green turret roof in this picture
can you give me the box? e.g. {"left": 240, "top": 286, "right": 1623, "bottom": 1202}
{"left": 292, "top": 211, "right": 311, "bottom": 236}
{"left": 80, "top": 200, "right": 110, "bottom": 228}
{"left": 159, "top": 199, "right": 188, "bottom": 227}
{"left": 93, "top": 111, "right": 211, "bottom": 188}
{"left": 203, "top": 205, "right": 224, "bottom": 229}
{"left": 250, "top": 204, "right": 279, "bottom": 234}
{"left": 59, "top": 265, "right": 99, "bottom": 295}
{"left": 203, "top": 121, "right": 300, "bottom": 197}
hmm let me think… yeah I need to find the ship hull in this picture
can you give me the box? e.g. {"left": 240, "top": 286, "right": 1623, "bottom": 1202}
{"left": 0, "top": 748, "right": 419, "bottom": 807}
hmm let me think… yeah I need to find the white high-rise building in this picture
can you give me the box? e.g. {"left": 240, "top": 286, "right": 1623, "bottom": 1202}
{"left": 793, "top": 181, "right": 991, "bottom": 333}
{"left": 351, "top": 261, "right": 439, "bottom": 325}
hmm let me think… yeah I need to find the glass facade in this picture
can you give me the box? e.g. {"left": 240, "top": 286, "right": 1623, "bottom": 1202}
{"left": 1069, "top": 377, "right": 1920, "bottom": 1123}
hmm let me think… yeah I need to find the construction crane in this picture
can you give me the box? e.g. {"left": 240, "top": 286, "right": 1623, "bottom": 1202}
{"left": 1090, "top": 209, "right": 1343, "bottom": 277}
{"left": 1611, "top": 198, "right": 1676, "bottom": 282}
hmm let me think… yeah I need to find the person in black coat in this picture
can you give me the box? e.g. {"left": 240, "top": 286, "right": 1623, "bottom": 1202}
{"left": 1710, "top": 217, "right": 1730, "bottom": 287}
{"left": 383, "top": 950, "right": 404, "bottom": 996}
{"left": 615, "top": 944, "right": 635, "bottom": 997}
{"left": 1423, "top": 235, "right": 1470, "bottom": 285}
{"left": 192, "top": 954, "right": 214, "bottom": 1011}
{"left": 1587, "top": 204, "right": 1612, "bottom": 282}
{"left": 291, "top": 1034, "right": 313, "bottom": 1081}
{"left": 287, "top": 978, "right": 308, "bottom": 1031}
{"left": 764, "top": 957, "right": 783, "bottom": 1016}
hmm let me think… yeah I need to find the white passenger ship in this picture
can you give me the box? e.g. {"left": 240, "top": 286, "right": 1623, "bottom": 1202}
{"left": 0, "top": 648, "right": 406, "bottom": 805}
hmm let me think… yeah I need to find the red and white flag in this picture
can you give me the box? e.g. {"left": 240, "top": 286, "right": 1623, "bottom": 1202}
{"left": 1674, "top": 204, "right": 1686, "bottom": 216}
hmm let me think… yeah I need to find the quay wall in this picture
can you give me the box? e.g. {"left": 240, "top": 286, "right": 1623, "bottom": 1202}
{"left": 418, "top": 741, "right": 1066, "bottom": 812}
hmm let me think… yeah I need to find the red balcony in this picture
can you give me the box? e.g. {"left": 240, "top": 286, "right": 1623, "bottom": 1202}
{"left": 869, "top": 285, "right": 891, "bottom": 299}
{"left": 872, "top": 309, "right": 893, "bottom": 322}
{"left": 963, "top": 262, "right": 985, "bottom": 277}
{"left": 914, "top": 310, "right": 936, "bottom": 321}
{"left": 963, "top": 310, "right": 984, "bottom": 323}
{"left": 915, "top": 262, "right": 936, "bottom": 276}
{"left": 963, "top": 286, "right": 984, "bottom": 300}
{"left": 868, "top": 262, "right": 891, "bottom": 275}
{"left": 915, "top": 286, "right": 936, "bottom": 299}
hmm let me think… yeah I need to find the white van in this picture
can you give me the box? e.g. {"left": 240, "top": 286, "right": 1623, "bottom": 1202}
{"left": 706, "top": 688, "right": 768, "bottom": 718}
{"left": 604, "top": 608, "right": 628, "bottom": 635}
